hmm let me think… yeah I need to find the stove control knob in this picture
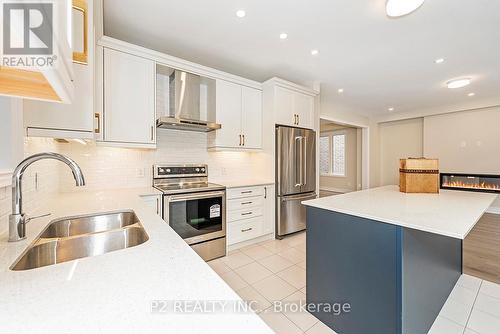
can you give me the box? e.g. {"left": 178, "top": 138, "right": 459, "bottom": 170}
{"left": 166, "top": 168, "right": 171, "bottom": 173}
{"left": 159, "top": 168, "right": 164, "bottom": 173}
{"left": 195, "top": 168, "right": 200, "bottom": 172}
{"left": 201, "top": 168, "right": 205, "bottom": 172}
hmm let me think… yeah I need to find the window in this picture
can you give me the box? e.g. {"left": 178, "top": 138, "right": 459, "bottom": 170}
{"left": 319, "top": 136, "right": 330, "bottom": 174}
{"left": 319, "top": 132, "right": 346, "bottom": 177}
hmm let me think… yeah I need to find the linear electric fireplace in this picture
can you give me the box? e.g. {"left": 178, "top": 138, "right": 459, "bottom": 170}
{"left": 440, "top": 173, "right": 500, "bottom": 194}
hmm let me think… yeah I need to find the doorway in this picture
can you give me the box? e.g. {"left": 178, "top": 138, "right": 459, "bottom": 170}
{"left": 319, "top": 119, "right": 363, "bottom": 197}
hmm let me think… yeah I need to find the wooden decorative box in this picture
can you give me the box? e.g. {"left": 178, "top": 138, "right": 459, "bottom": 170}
{"left": 399, "top": 158, "right": 439, "bottom": 193}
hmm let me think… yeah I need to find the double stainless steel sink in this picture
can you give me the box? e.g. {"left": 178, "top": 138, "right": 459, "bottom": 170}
{"left": 10, "top": 211, "right": 149, "bottom": 271}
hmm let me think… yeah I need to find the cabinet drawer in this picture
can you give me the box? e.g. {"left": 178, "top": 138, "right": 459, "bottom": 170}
{"left": 227, "top": 186, "right": 264, "bottom": 199}
{"left": 227, "top": 217, "right": 263, "bottom": 245}
{"left": 228, "top": 207, "right": 263, "bottom": 222}
{"left": 228, "top": 196, "right": 263, "bottom": 212}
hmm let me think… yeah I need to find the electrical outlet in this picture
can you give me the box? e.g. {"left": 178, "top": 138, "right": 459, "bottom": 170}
{"left": 136, "top": 168, "right": 145, "bottom": 177}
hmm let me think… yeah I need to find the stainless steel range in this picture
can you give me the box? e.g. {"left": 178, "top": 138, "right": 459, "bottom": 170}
{"left": 153, "top": 164, "right": 226, "bottom": 261}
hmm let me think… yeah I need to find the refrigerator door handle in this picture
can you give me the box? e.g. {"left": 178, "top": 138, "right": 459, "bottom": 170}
{"left": 302, "top": 136, "right": 307, "bottom": 186}
{"left": 295, "top": 136, "right": 302, "bottom": 187}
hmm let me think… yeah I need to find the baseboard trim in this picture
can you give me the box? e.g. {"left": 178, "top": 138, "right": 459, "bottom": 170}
{"left": 320, "top": 187, "right": 353, "bottom": 194}
{"left": 486, "top": 206, "right": 500, "bottom": 215}
{"left": 227, "top": 233, "right": 274, "bottom": 252}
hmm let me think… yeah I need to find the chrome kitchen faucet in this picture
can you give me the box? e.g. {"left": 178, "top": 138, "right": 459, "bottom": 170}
{"left": 9, "top": 152, "right": 85, "bottom": 242}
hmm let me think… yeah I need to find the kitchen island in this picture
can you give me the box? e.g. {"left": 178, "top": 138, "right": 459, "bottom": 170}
{"left": 0, "top": 188, "right": 272, "bottom": 334}
{"left": 303, "top": 185, "right": 497, "bottom": 334}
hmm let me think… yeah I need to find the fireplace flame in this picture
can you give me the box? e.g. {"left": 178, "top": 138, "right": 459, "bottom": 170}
{"left": 442, "top": 180, "right": 500, "bottom": 191}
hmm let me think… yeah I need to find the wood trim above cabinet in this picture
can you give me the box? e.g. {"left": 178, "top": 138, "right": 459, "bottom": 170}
{"left": 0, "top": 67, "right": 61, "bottom": 102}
{"left": 72, "top": 0, "right": 89, "bottom": 65}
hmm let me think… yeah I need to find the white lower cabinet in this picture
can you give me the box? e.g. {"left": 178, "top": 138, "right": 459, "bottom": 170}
{"left": 141, "top": 194, "right": 163, "bottom": 217}
{"left": 226, "top": 184, "right": 275, "bottom": 246}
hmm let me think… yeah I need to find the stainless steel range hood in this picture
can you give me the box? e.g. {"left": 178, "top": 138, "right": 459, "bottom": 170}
{"left": 157, "top": 70, "right": 221, "bottom": 132}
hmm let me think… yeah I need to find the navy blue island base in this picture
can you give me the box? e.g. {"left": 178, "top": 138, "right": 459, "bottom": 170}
{"left": 306, "top": 207, "right": 462, "bottom": 334}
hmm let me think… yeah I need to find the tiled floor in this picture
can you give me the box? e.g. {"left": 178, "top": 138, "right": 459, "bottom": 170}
{"left": 208, "top": 231, "right": 500, "bottom": 334}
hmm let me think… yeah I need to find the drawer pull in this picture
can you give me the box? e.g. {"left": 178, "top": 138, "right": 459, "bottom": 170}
{"left": 241, "top": 212, "right": 253, "bottom": 216}
{"left": 241, "top": 201, "right": 253, "bottom": 205}
{"left": 241, "top": 191, "right": 253, "bottom": 194}
{"left": 241, "top": 228, "right": 253, "bottom": 232}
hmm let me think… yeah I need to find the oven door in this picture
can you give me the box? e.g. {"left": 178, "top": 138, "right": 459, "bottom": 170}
{"left": 164, "top": 190, "right": 226, "bottom": 245}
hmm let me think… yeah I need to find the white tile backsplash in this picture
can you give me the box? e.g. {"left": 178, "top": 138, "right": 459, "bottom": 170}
{"left": 0, "top": 137, "right": 60, "bottom": 236}
{"left": 57, "top": 130, "right": 272, "bottom": 192}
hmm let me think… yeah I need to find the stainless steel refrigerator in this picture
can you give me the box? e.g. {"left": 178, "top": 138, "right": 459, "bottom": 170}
{"left": 276, "top": 125, "right": 317, "bottom": 238}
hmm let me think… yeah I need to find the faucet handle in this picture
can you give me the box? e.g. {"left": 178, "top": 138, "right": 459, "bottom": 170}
{"left": 25, "top": 213, "right": 51, "bottom": 224}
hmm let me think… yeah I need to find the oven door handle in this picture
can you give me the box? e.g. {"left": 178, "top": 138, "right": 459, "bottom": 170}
{"left": 166, "top": 191, "right": 226, "bottom": 203}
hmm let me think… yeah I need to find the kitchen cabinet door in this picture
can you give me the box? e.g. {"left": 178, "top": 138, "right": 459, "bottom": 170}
{"left": 103, "top": 48, "right": 155, "bottom": 144}
{"left": 211, "top": 80, "right": 242, "bottom": 148}
{"left": 275, "top": 86, "right": 295, "bottom": 127}
{"left": 262, "top": 185, "right": 275, "bottom": 235}
{"left": 294, "top": 92, "right": 314, "bottom": 129}
{"left": 241, "top": 86, "right": 262, "bottom": 149}
{"left": 141, "top": 194, "right": 163, "bottom": 217}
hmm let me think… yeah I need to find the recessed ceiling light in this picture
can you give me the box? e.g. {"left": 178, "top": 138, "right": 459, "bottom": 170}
{"left": 311, "top": 49, "right": 319, "bottom": 56}
{"left": 279, "top": 33, "right": 288, "bottom": 40}
{"left": 236, "top": 10, "right": 246, "bottom": 18}
{"left": 388, "top": 107, "right": 395, "bottom": 111}
{"left": 337, "top": 88, "right": 344, "bottom": 94}
{"left": 446, "top": 78, "right": 471, "bottom": 89}
{"left": 468, "top": 92, "right": 476, "bottom": 97}
{"left": 386, "top": 0, "right": 425, "bottom": 17}
{"left": 435, "top": 58, "right": 445, "bottom": 64}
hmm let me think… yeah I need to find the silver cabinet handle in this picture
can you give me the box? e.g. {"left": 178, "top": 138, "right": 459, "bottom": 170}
{"left": 241, "top": 212, "right": 253, "bottom": 216}
{"left": 241, "top": 201, "right": 253, "bottom": 205}
{"left": 239, "top": 134, "right": 242, "bottom": 146}
{"left": 151, "top": 126, "right": 154, "bottom": 141}
{"left": 156, "top": 197, "right": 159, "bottom": 215}
{"left": 243, "top": 134, "right": 245, "bottom": 146}
{"left": 241, "top": 228, "right": 253, "bottom": 232}
{"left": 241, "top": 190, "right": 252, "bottom": 194}
{"left": 264, "top": 187, "right": 267, "bottom": 199}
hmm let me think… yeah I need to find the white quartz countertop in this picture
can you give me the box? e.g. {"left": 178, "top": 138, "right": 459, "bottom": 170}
{"left": 0, "top": 188, "right": 272, "bottom": 334}
{"left": 217, "top": 179, "right": 274, "bottom": 188}
{"left": 302, "top": 185, "right": 498, "bottom": 239}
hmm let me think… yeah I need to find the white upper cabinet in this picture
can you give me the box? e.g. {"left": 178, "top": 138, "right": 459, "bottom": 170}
{"left": 209, "top": 79, "right": 262, "bottom": 150}
{"left": 24, "top": 0, "right": 94, "bottom": 139}
{"left": 213, "top": 80, "right": 242, "bottom": 148}
{"left": 294, "top": 91, "right": 314, "bottom": 129}
{"left": 241, "top": 86, "right": 263, "bottom": 149}
{"left": 272, "top": 82, "right": 316, "bottom": 129}
{"left": 275, "top": 86, "right": 295, "bottom": 126}
{"left": 102, "top": 48, "right": 156, "bottom": 145}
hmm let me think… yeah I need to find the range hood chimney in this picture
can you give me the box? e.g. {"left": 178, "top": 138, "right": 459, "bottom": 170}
{"left": 156, "top": 70, "right": 221, "bottom": 132}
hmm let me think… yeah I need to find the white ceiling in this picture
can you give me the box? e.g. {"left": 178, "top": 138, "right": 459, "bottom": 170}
{"left": 103, "top": 0, "right": 500, "bottom": 118}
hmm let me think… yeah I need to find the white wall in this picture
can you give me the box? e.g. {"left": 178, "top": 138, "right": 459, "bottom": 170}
{"left": 379, "top": 118, "right": 424, "bottom": 185}
{"left": 424, "top": 106, "right": 500, "bottom": 207}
